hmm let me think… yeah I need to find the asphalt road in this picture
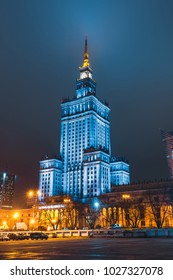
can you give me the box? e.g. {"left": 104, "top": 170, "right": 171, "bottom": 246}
{"left": 0, "top": 237, "right": 173, "bottom": 260}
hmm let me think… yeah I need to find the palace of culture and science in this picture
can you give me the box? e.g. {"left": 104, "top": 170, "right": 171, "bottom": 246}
{"left": 38, "top": 38, "right": 130, "bottom": 202}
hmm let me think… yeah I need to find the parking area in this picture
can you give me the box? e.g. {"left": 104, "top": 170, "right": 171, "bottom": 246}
{"left": 0, "top": 237, "right": 173, "bottom": 259}
{"left": 0, "top": 231, "right": 50, "bottom": 241}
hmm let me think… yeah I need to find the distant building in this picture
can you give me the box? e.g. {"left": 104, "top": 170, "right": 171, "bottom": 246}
{"left": 0, "top": 172, "right": 15, "bottom": 209}
{"left": 39, "top": 38, "right": 130, "bottom": 201}
{"left": 161, "top": 130, "right": 173, "bottom": 179}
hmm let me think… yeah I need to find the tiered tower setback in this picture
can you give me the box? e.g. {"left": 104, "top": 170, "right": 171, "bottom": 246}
{"left": 39, "top": 38, "right": 130, "bottom": 201}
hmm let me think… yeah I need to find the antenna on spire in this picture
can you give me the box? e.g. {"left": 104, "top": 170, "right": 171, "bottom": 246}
{"left": 84, "top": 35, "right": 88, "bottom": 56}
{"left": 82, "top": 36, "right": 90, "bottom": 68}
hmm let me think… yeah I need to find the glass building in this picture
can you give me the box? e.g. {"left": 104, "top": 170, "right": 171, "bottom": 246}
{"left": 39, "top": 38, "right": 130, "bottom": 201}
{"left": 0, "top": 172, "right": 16, "bottom": 209}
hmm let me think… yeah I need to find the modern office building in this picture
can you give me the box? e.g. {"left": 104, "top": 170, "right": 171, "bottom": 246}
{"left": 161, "top": 130, "right": 173, "bottom": 179}
{"left": 39, "top": 38, "right": 130, "bottom": 201}
{"left": 0, "top": 172, "right": 15, "bottom": 209}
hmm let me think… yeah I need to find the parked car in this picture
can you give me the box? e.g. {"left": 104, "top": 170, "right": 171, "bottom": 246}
{"left": 17, "top": 233, "right": 30, "bottom": 240}
{"left": 7, "top": 233, "right": 20, "bottom": 240}
{"left": 0, "top": 234, "right": 10, "bottom": 241}
{"left": 30, "top": 232, "right": 48, "bottom": 240}
{"left": 108, "top": 224, "right": 121, "bottom": 229}
{"left": 22, "top": 233, "right": 30, "bottom": 240}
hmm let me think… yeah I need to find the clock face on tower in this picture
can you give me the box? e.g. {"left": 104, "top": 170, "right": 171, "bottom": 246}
{"left": 81, "top": 72, "right": 87, "bottom": 79}
{"left": 80, "top": 71, "right": 92, "bottom": 79}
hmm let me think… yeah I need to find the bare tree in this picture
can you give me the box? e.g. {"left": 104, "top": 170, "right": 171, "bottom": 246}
{"left": 120, "top": 198, "right": 145, "bottom": 228}
{"left": 63, "top": 203, "right": 79, "bottom": 229}
{"left": 145, "top": 188, "right": 171, "bottom": 228}
{"left": 82, "top": 204, "right": 101, "bottom": 229}
{"left": 38, "top": 208, "right": 66, "bottom": 230}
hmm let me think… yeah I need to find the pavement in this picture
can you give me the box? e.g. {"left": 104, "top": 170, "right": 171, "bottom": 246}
{"left": 0, "top": 237, "right": 173, "bottom": 260}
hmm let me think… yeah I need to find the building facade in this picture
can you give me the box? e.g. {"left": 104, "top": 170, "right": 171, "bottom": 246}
{"left": 0, "top": 172, "right": 15, "bottom": 209}
{"left": 110, "top": 157, "right": 130, "bottom": 185}
{"left": 39, "top": 156, "right": 62, "bottom": 201}
{"left": 99, "top": 180, "right": 173, "bottom": 229}
{"left": 1, "top": 180, "right": 173, "bottom": 230}
{"left": 39, "top": 38, "right": 130, "bottom": 201}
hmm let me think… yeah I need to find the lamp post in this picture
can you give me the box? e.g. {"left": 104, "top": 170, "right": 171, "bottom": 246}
{"left": 13, "top": 212, "right": 19, "bottom": 230}
{"left": 26, "top": 189, "right": 40, "bottom": 207}
{"left": 30, "top": 218, "right": 35, "bottom": 231}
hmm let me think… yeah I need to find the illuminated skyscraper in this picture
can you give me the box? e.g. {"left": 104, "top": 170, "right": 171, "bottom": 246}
{"left": 0, "top": 172, "right": 15, "bottom": 209}
{"left": 39, "top": 38, "right": 130, "bottom": 201}
{"left": 161, "top": 130, "right": 173, "bottom": 179}
{"left": 60, "top": 38, "right": 111, "bottom": 198}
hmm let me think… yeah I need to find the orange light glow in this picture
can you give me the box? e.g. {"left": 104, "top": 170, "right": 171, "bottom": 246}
{"left": 28, "top": 190, "right": 34, "bottom": 197}
{"left": 122, "top": 194, "right": 130, "bottom": 199}
{"left": 30, "top": 219, "right": 35, "bottom": 224}
{"left": 13, "top": 212, "right": 19, "bottom": 219}
{"left": 63, "top": 198, "right": 71, "bottom": 203}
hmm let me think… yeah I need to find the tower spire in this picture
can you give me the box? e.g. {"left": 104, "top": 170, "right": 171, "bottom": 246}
{"left": 82, "top": 36, "right": 90, "bottom": 68}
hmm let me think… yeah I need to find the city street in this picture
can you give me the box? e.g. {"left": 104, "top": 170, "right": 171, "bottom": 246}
{"left": 0, "top": 237, "right": 173, "bottom": 260}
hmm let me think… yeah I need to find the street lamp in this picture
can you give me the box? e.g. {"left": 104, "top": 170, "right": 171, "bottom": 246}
{"left": 28, "top": 190, "right": 34, "bottom": 198}
{"left": 13, "top": 212, "right": 19, "bottom": 219}
{"left": 30, "top": 219, "right": 35, "bottom": 231}
{"left": 94, "top": 201, "right": 100, "bottom": 209}
{"left": 26, "top": 189, "right": 40, "bottom": 206}
{"left": 13, "top": 212, "right": 19, "bottom": 230}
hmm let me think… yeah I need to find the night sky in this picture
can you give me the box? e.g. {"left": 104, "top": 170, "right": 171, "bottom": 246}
{"left": 1, "top": 0, "right": 173, "bottom": 207}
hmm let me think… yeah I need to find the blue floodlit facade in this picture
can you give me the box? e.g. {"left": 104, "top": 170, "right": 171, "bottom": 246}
{"left": 39, "top": 38, "right": 130, "bottom": 201}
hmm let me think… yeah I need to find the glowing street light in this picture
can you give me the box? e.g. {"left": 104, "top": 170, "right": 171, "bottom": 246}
{"left": 30, "top": 218, "right": 35, "bottom": 224}
{"left": 13, "top": 212, "right": 19, "bottom": 230}
{"left": 30, "top": 218, "right": 35, "bottom": 231}
{"left": 94, "top": 202, "right": 99, "bottom": 208}
{"left": 26, "top": 189, "right": 40, "bottom": 206}
{"left": 28, "top": 190, "right": 34, "bottom": 197}
{"left": 13, "top": 212, "right": 19, "bottom": 219}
